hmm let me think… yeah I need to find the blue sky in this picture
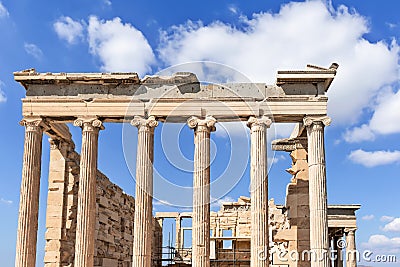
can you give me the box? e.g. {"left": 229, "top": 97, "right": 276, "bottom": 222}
{"left": 0, "top": 0, "right": 399, "bottom": 266}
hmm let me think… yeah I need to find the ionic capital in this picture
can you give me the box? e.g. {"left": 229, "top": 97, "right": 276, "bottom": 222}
{"left": 19, "top": 116, "right": 49, "bottom": 132}
{"left": 73, "top": 117, "right": 104, "bottom": 132}
{"left": 303, "top": 116, "right": 331, "bottom": 127}
{"left": 344, "top": 228, "right": 357, "bottom": 235}
{"left": 247, "top": 116, "right": 272, "bottom": 131}
{"left": 131, "top": 115, "right": 158, "bottom": 129}
{"left": 187, "top": 116, "right": 216, "bottom": 132}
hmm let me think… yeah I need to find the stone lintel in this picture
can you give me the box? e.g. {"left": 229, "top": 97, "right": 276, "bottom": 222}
{"left": 277, "top": 63, "right": 338, "bottom": 92}
{"left": 328, "top": 219, "right": 357, "bottom": 229}
{"left": 46, "top": 122, "right": 72, "bottom": 142}
{"left": 327, "top": 205, "right": 361, "bottom": 217}
{"left": 272, "top": 137, "right": 307, "bottom": 151}
{"left": 179, "top": 212, "right": 192, "bottom": 218}
{"left": 155, "top": 212, "right": 180, "bottom": 219}
{"left": 21, "top": 97, "right": 328, "bottom": 123}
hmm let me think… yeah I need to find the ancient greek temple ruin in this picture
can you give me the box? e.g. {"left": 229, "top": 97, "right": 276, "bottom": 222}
{"left": 14, "top": 63, "right": 360, "bottom": 267}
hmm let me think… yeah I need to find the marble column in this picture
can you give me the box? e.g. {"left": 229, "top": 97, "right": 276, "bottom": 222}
{"left": 247, "top": 116, "right": 271, "bottom": 267}
{"left": 187, "top": 116, "right": 216, "bottom": 267}
{"left": 304, "top": 116, "right": 331, "bottom": 267}
{"left": 73, "top": 117, "right": 103, "bottom": 267}
{"left": 345, "top": 228, "right": 357, "bottom": 267}
{"left": 131, "top": 116, "right": 158, "bottom": 267}
{"left": 176, "top": 216, "right": 181, "bottom": 250}
{"left": 16, "top": 117, "right": 46, "bottom": 267}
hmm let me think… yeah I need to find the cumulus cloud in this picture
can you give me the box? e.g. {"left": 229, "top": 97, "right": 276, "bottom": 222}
{"left": 87, "top": 16, "right": 155, "bottom": 75}
{"left": 53, "top": 16, "right": 84, "bottom": 44}
{"left": 158, "top": 1, "right": 399, "bottom": 125}
{"left": 24, "top": 43, "right": 43, "bottom": 59}
{"left": 381, "top": 216, "right": 395, "bottom": 223}
{"left": 348, "top": 149, "right": 400, "bottom": 167}
{"left": 362, "top": 214, "right": 375, "bottom": 221}
{"left": 362, "top": 234, "right": 400, "bottom": 254}
{"left": 344, "top": 87, "right": 400, "bottom": 142}
{"left": 343, "top": 124, "right": 375, "bottom": 143}
{"left": 0, "top": 2, "right": 9, "bottom": 18}
{"left": 368, "top": 88, "right": 400, "bottom": 135}
{"left": 383, "top": 218, "right": 400, "bottom": 232}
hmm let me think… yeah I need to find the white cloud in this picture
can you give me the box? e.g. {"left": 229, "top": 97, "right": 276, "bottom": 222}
{"left": 0, "top": 81, "right": 6, "bottom": 103}
{"left": 369, "top": 88, "right": 400, "bottom": 135}
{"left": 362, "top": 214, "right": 375, "bottom": 221}
{"left": 365, "top": 235, "right": 397, "bottom": 247}
{"left": 0, "top": 2, "right": 9, "bottom": 18}
{"left": 0, "top": 198, "right": 12, "bottom": 205}
{"left": 381, "top": 216, "right": 395, "bottom": 223}
{"left": 54, "top": 16, "right": 84, "bottom": 44}
{"left": 158, "top": 1, "right": 399, "bottom": 125}
{"left": 362, "top": 234, "right": 400, "bottom": 254}
{"left": 87, "top": 16, "right": 155, "bottom": 75}
{"left": 348, "top": 149, "right": 400, "bottom": 167}
{"left": 383, "top": 218, "right": 400, "bottom": 232}
{"left": 343, "top": 124, "right": 375, "bottom": 143}
{"left": 344, "top": 87, "right": 400, "bottom": 143}
{"left": 103, "top": 0, "right": 112, "bottom": 6}
{"left": 24, "top": 43, "right": 43, "bottom": 59}
{"left": 387, "top": 22, "right": 398, "bottom": 29}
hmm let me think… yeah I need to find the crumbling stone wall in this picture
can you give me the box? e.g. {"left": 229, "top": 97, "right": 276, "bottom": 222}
{"left": 152, "top": 218, "right": 163, "bottom": 266}
{"left": 210, "top": 197, "right": 251, "bottom": 266}
{"left": 44, "top": 140, "right": 135, "bottom": 267}
{"left": 95, "top": 172, "right": 135, "bottom": 267}
{"left": 210, "top": 196, "right": 251, "bottom": 238}
{"left": 206, "top": 197, "right": 287, "bottom": 266}
{"left": 272, "top": 144, "right": 310, "bottom": 267}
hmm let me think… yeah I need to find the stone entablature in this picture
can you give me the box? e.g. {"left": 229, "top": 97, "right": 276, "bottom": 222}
{"left": 14, "top": 65, "right": 337, "bottom": 123}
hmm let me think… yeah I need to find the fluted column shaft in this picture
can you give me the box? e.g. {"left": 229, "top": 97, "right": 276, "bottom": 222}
{"left": 73, "top": 118, "right": 103, "bottom": 267}
{"left": 345, "top": 229, "right": 357, "bottom": 267}
{"left": 15, "top": 117, "right": 46, "bottom": 267}
{"left": 131, "top": 116, "right": 158, "bottom": 267}
{"left": 247, "top": 116, "right": 271, "bottom": 267}
{"left": 304, "top": 116, "right": 331, "bottom": 267}
{"left": 176, "top": 217, "right": 181, "bottom": 249}
{"left": 188, "top": 116, "right": 216, "bottom": 267}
